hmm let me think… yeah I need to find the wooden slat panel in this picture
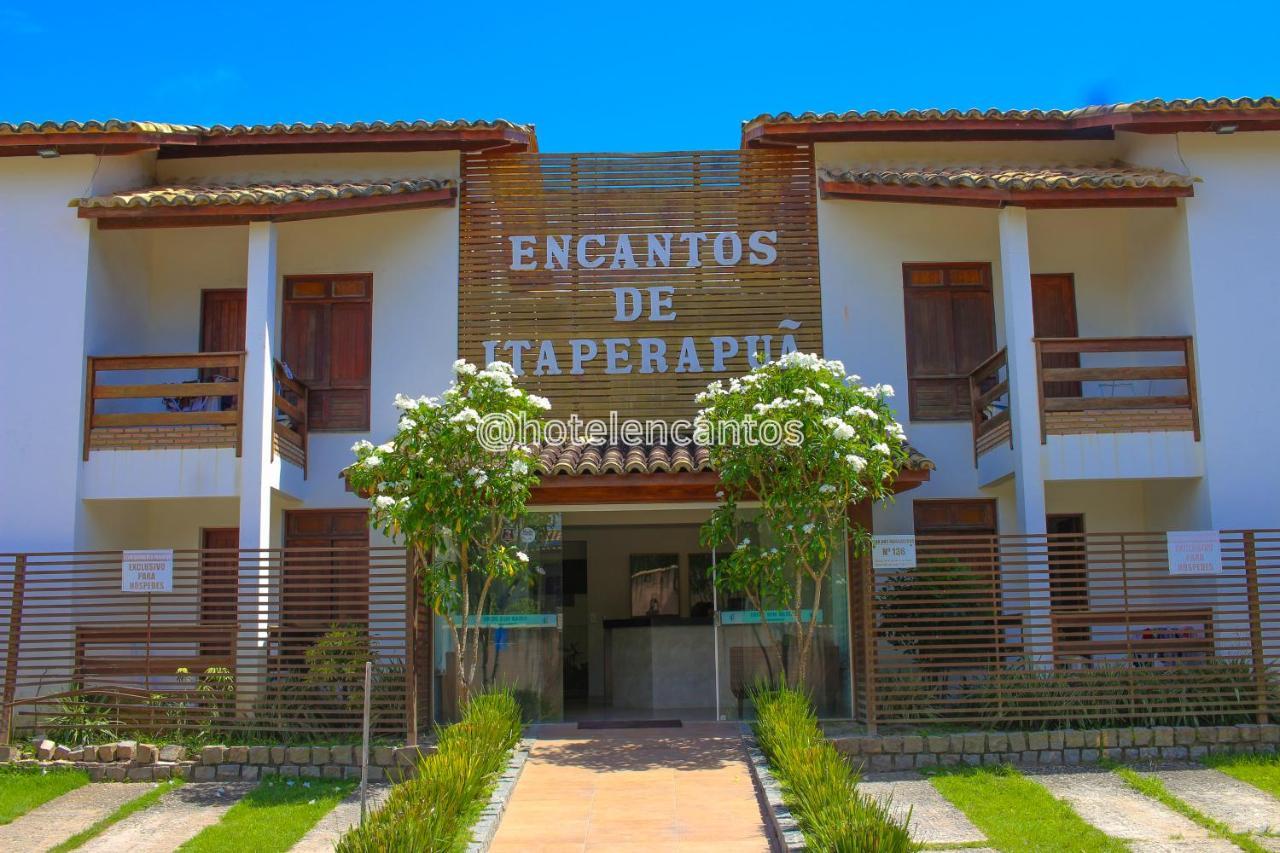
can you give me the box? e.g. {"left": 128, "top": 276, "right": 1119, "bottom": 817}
{"left": 1040, "top": 365, "right": 1187, "bottom": 382}
{"left": 94, "top": 381, "right": 240, "bottom": 399}
{"left": 92, "top": 411, "right": 241, "bottom": 427}
{"left": 92, "top": 352, "right": 244, "bottom": 371}
{"left": 458, "top": 150, "right": 822, "bottom": 421}
{"left": 1043, "top": 395, "right": 1191, "bottom": 412}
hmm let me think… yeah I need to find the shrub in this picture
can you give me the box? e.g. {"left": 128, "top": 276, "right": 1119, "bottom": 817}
{"left": 337, "top": 689, "right": 522, "bottom": 853}
{"left": 752, "top": 685, "right": 917, "bottom": 852}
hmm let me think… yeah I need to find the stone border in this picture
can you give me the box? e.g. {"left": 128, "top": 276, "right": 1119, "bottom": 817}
{"left": 741, "top": 730, "right": 805, "bottom": 852}
{"left": 465, "top": 737, "right": 533, "bottom": 853}
{"left": 832, "top": 722, "right": 1280, "bottom": 771}
{"left": 0, "top": 739, "right": 436, "bottom": 783}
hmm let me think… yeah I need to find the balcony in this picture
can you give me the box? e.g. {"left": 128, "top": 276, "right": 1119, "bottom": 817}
{"left": 81, "top": 353, "right": 308, "bottom": 498}
{"left": 968, "top": 337, "right": 1203, "bottom": 481}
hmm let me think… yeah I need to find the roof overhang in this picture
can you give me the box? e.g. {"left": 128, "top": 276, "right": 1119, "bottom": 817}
{"left": 818, "top": 180, "right": 1193, "bottom": 209}
{"left": 75, "top": 185, "right": 458, "bottom": 229}
{"left": 528, "top": 466, "right": 929, "bottom": 505}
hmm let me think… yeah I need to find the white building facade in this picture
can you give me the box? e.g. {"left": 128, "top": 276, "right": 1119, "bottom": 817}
{"left": 0, "top": 99, "right": 1277, "bottom": 726}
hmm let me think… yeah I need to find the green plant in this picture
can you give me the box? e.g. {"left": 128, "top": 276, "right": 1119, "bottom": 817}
{"left": 44, "top": 693, "right": 119, "bottom": 745}
{"left": 304, "top": 626, "right": 374, "bottom": 718}
{"left": 347, "top": 361, "right": 550, "bottom": 706}
{"left": 0, "top": 765, "right": 90, "bottom": 825}
{"left": 337, "top": 689, "right": 522, "bottom": 852}
{"left": 752, "top": 685, "right": 917, "bottom": 852}
{"left": 1204, "top": 751, "right": 1280, "bottom": 801}
{"left": 699, "top": 353, "right": 908, "bottom": 687}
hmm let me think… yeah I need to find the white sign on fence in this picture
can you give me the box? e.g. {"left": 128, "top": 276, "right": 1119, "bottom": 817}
{"left": 1167, "top": 531, "right": 1222, "bottom": 575}
{"left": 871, "top": 535, "right": 917, "bottom": 570}
{"left": 122, "top": 549, "right": 174, "bottom": 592}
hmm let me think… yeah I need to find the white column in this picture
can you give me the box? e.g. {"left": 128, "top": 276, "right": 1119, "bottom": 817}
{"left": 237, "top": 221, "right": 279, "bottom": 711}
{"left": 998, "top": 207, "right": 1052, "bottom": 664}
{"left": 998, "top": 207, "right": 1047, "bottom": 535}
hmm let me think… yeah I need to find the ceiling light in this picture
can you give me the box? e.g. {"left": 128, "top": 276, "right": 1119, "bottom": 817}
{"left": 1216, "top": 124, "right": 1239, "bottom": 135}
{"left": 36, "top": 147, "right": 60, "bottom": 158}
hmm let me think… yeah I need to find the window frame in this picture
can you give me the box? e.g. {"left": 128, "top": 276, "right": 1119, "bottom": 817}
{"left": 901, "top": 262, "right": 996, "bottom": 422}
{"left": 281, "top": 273, "right": 373, "bottom": 433}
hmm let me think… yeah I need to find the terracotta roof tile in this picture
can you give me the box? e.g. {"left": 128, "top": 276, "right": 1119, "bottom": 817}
{"left": 72, "top": 177, "right": 456, "bottom": 210}
{"left": 531, "top": 442, "right": 933, "bottom": 477}
{"left": 819, "top": 163, "right": 1197, "bottom": 193}
{"left": 745, "top": 96, "right": 1280, "bottom": 129}
{"left": 0, "top": 118, "right": 531, "bottom": 137}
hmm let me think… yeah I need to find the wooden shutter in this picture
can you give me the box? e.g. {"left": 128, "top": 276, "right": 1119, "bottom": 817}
{"left": 200, "top": 528, "right": 239, "bottom": 656}
{"left": 913, "top": 499, "right": 998, "bottom": 536}
{"left": 281, "top": 275, "right": 371, "bottom": 431}
{"left": 1031, "top": 274, "right": 1082, "bottom": 398}
{"left": 200, "top": 290, "right": 246, "bottom": 381}
{"left": 903, "top": 264, "right": 995, "bottom": 420}
{"left": 283, "top": 509, "right": 370, "bottom": 628}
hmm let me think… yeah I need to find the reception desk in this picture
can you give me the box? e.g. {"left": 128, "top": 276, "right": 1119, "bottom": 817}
{"left": 604, "top": 617, "right": 716, "bottom": 711}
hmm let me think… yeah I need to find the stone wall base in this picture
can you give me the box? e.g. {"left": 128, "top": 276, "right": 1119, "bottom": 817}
{"left": 0, "top": 740, "right": 435, "bottom": 783}
{"left": 832, "top": 723, "right": 1280, "bottom": 771}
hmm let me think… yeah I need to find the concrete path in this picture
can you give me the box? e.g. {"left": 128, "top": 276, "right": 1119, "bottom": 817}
{"left": 76, "top": 782, "right": 252, "bottom": 853}
{"left": 858, "top": 771, "right": 986, "bottom": 847}
{"left": 289, "top": 783, "right": 392, "bottom": 852}
{"left": 490, "top": 722, "right": 770, "bottom": 852}
{"left": 0, "top": 781, "right": 155, "bottom": 853}
{"left": 1030, "top": 768, "right": 1238, "bottom": 853}
{"left": 1150, "top": 767, "right": 1280, "bottom": 841}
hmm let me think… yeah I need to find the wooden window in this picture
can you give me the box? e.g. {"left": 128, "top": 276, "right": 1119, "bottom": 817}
{"left": 200, "top": 290, "right": 246, "bottom": 383}
{"left": 281, "top": 275, "right": 372, "bottom": 431}
{"left": 903, "top": 263, "right": 996, "bottom": 420}
{"left": 913, "top": 499, "right": 998, "bottom": 537}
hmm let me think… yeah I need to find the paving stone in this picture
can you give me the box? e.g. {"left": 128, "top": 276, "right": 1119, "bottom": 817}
{"left": 200, "top": 745, "right": 225, "bottom": 765}
{"left": 190, "top": 765, "right": 216, "bottom": 782}
{"left": 0, "top": 781, "right": 155, "bottom": 851}
{"left": 330, "top": 744, "right": 353, "bottom": 765}
{"left": 96, "top": 744, "right": 116, "bottom": 762}
{"left": 77, "top": 783, "right": 252, "bottom": 853}
{"left": 372, "top": 746, "right": 395, "bottom": 767}
{"left": 158, "top": 744, "right": 186, "bottom": 762}
{"left": 226, "top": 746, "right": 249, "bottom": 763}
{"left": 249, "top": 746, "right": 270, "bottom": 765}
{"left": 286, "top": 746, "right": 311, "bottom": 764}
{"left": 126, "top": 767, "right": 154, "bottom": 781}
{"left": 1152, "top": 767, "right": 1280, "bottom": 836}
{"left": 116, "top": 740, "right": 138, "bottom": 761}
{"left": 53, "top": 744, "right": 73, "bottom": 760}
{"left": 215, "top": 764, "right": 241, "bottom": 780}
{"left": 310, "top": 746, "right": 330, "bottom": 765}
{"left": 1030, "top": 768, "right": 1233, "bottom": 851}
{"left": 136, "top": 743, "right": 158, "bottom": 764}
{"left": 859, "top": 772, "right": 986, "bottom": 846}
{"left": 289, "top": 784, "right": 392, "bottom": 852}
{"left": 270, "top": 745, "right": 287, "bottom": 763}
{"left": 105, "top": 766, "right": 127, "bottom": 781}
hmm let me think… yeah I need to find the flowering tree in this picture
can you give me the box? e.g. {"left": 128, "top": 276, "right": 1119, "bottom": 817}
{"left": 346, "top": 360, "right": 551, "bottom": 705}
{"left": 697, "top": 352, "right": 909, "bottom": 688}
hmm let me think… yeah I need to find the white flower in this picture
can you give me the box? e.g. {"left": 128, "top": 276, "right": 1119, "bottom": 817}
{"left": 450, "top": 407, "right": 481, "bottom": 424}
{"left": 398, "top": 416, "right": 415, "bottom": 431}
{"left": 528, "top": 394, "right": 552, "bottom": 411}
{"left": 351, "top": 439, "right": 373, "bottom": 453}
{"left": 469, "top": 466, "right": 489, "bottom": 487}
{"left": 818, "top": 484, "right": 836, "bottom": 494}
{"left": 802, "top": 523, "right": 816, "bottom": 534}
{"left": 872, "top": 442, "right": 891, "bottom": 455}
{"left": 377, "top": 442, "right": 394, "bottom": 453}
{"left": 452, "top": 359, "right": 477, "bottom": 376}
{"left": 845, "top": 454, "right": 867, "bottom": 472}
{"left": 393, "top": 393, "right": 416, "bottom": 411}
{"left": 511, "top": 459, "right": 529, "bottom": 476}
{"left": 823, "top": 416, "right": 856, "bottom": 441}
{"left": 516, "top": 551, "right": 529, "bottom": 563}
{"left": 878, "top": 383, "right": 895, "bottom": 398}
{"left": 362, "top": 454, "right": 382, "bottom": 468}
{"left": 375, "top": 496, "right": 395, "bottom": 508}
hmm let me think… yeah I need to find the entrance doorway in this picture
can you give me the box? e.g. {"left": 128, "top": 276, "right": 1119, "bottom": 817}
{"left": 561, "top": 523, "right": 720, "bottom": 722}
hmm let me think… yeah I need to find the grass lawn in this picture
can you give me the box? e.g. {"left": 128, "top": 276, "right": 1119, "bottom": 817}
{"left": 1205, "top": 751, "right": 1280, "bottom": 801}
{"left": 924, "top": 765, "right": 1128, "bottom": 853}
{"left": 49, "top": 778, "right": 184, "bottom": 853}
{"left": 178, "top": 775, "right": 354, "bottom": 853}
{"left": 0, "top": 765, "right": 90, "bottom": 825}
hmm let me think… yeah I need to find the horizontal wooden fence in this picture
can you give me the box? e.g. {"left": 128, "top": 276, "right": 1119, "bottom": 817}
{"left": 0, "top": 548, "right": 419, "bottom": 743}
{"left": 855, "top": 530, "right": 1280, "bottom": 730}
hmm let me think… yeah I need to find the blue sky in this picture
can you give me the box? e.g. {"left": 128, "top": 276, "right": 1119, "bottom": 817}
{"left": 3, "top": 0, "right": 1276, "bottom": 151}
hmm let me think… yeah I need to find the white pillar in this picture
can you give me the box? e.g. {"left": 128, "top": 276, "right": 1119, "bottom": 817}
{"left": 998, "top": 207, "right": 1047, "bottom": 536}
{"left": 998, "top": 207, "right": 1053, "bottom": 664}
{"left": 237, "top": 222, "right": 279, "bottom": 711}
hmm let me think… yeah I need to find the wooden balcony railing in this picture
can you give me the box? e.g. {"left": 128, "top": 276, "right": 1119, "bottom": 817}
{"left": 968, "top": 347, "right": 1012, "bottom": 463}
{"left": 272, "top": 361, "right": 309, "bottom": 477}
{"left": 83, "top": 352, "right": 245, "bottom": 459}
{"left": 1034, "top": 336, "right": 1199, "bottom": 442}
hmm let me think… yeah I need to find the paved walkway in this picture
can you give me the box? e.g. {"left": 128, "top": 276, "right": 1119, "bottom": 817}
{"left": 490, "top": 723, "right": 771, "bottom": 852}
{"left": 289, "top": 783, "right": 392, "bottom": 852}
{"left": 858, "top": 771, "right": 986, "bottom": 847}
{"left": 0, "top": 781, "right": 155, "bottom": 853}
{"left": 76, "top": 782, "right": 251, "bottom": 853}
